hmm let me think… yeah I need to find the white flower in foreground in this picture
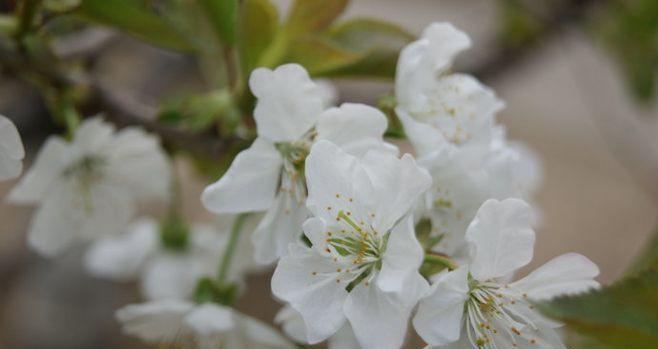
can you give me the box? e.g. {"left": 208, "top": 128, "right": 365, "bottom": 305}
{"left": 395, "top": 22, "right": 541, "bottom": 256}
{"left": 276, "top": 305, "right": 361, "bottom": 349}
{"left": 202, "top": 64, "right": 396, "bottom": 264}
{"left": 8, "top": 118, "right": 170, "bottom": 257}
{"left": 116, "top": 300, "right": 295, "bottom": 349}
{"left": 413, "top": 199, "right": 600, "bottom": 349}
{"left": 272, "top": 140, "right": 430, "bottom": 349}
{"left": 0, "top": 115, "right": 25, "bottom": 181}
{"left": 85, "top": 216, "right": 260, "bottom": 300}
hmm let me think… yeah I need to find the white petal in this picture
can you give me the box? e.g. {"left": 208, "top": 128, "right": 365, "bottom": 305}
{"left": 252, "top": 193, "right": 308, "bottom": 264}
{"left": 305, "top": 140, "right": 363, "bottom": 223}
{"left": 510, "top": 253, "right": 600, "bottom": 301}
{"left": 413, "top": 267, "right": 469, "bottom": 346}
{"left": 274, "top": 305, "right": 309, "bottom": 344}
{"left": 328, "top": 324, "right": 361, "bottom": 349}
{"left": 104, "top": 127, "right": 171, "bottom": 200}
{"left": 71, "top": 117, "right": 115, "bottom": 153}
{"left": 184, "top": 303, "right": 234, "bottom": 336}
{"left": 84, "top": 217, "right": 159, "bottom": 280}
{"left": 344, "top": 281, "right": 413, "bottom": 349}
{"left": 141, "top": 252, "right": 201, "bottom": 301}
{"left": 359, "top": 151, "right": 432, "bottom": 232}
{"left": 271, "top": 244, "right": 348, "bottom": 343}
{"left": 378, "top": 216, "right": 427, "bottom": 295}
{"left": 466, "top": 198, "right": 535, "bottom": 281}
{"left": 316, "top": 103, "right": 397, "bottom": 157}
{"left": 250, "top": 64, "right": 325, "bottom": 142}
{"left": 202, "top": 138, "right": 282, "bottom": 214}
{"left": 396, "top": 107, "right": 451, "bottom": 158}
{"left": 26, "top": 180, "right": 135, "bottom": 257}
{"left": 8, "top": 137, "right": 69, "bottom": 203}
{"left": 422, "top": 22, "right": 472, "bottom": 71}
{"left": 237, "top": 311, "right": 297, "bottom": 349}
{"left": 115, "top": 300, "right": 194, "bottom": 343}
{"left": 0, "top": 115, "right": 24, "bottom": 181}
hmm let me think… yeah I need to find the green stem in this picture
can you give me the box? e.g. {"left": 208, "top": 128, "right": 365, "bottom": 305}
{"left": 423, "top": 253, "right": 458, "bottom": 271}
{"left": 217, "top": 213, "right": 248, "bottom": 285}
{"left": 14, "top": 0, "right": 41, "bottom": 41}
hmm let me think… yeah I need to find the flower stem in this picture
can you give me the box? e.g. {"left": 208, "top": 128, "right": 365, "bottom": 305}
{"left": 217, "top": 213, "right": 248, "bottom": 286}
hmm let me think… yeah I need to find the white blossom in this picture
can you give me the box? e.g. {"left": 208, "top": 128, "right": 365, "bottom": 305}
{"left": 275, "top": 305, "right": 361, "bottom": 349}
{"left": 0, "top": 114, "right": 25, "bottom": 181}
{"left": 395, "top": 22, "right": 541, "bottom": 256}
{"left": 85, "top": 215, "right": 261, "bottom": 300}
{"left": 8, "top": 118, "right": 170, "bottom": 257}
{"left": 413, "top": 199, "right": 600, "bottom": 349}
{"left": 202, "top": 64, "right": 396, "bottom": 264}
{"left": 116, "top": 300, "right": 295, "bottom": 349}
{"left": 271, "top": 140, "right": 430, "bottom": 349}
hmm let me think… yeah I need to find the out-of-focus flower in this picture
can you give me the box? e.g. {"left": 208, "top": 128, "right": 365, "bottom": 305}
{"left": 275, "top": 305, "right": 361, "bottom": 349}
{"left": 202, "top": 64, "right": 396, "bottom": 265}
{"left": 8, "top": 118, "right": 170, "bottom": 256}
{"left": 395, "top": 22, "right": 541, "bottom": 256}
{"left": 413, "top": 199, "right": 599, "bottom": 349}
{"left": 85, "top": 215, "right": 261, "bottom": 300}
{"left": 272, "top": 140, "right": 430, "bottom": 349}
{"left": 116, "top": 300, "right": 295, "bottom": 349}
{"left": 0, "top": 115, "right": 25, "bottom": 181}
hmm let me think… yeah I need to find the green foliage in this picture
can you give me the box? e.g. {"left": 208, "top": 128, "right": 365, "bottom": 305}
{"left": 238, "top": 0, "right": 279, "bottom": 74}
{"left": 193, "top": 277, "right": 238, "bottom": 306}
{"left": 591, "top": 0, "right": 658, "bottom": 102}
{"left": 159, "top": 89, "right": 240, "bottom": 133}
{"left": 76, "top": 0, "right": 192, "bottom": 50}
{"left": 160, "top": 216, "right": 190, "bottom": 250}
{"left": 286, "top": 36, "right": 362, "bottom": 75}
{"left": 282, "top": 0, "right": 349, "bottom": 37}
{"left": 539, "top": 270, "right": 658, "bottom": 349}
{"left": 498, "top": 0, "right": 542, "bottom": 49}
{"left": 198, "top": 0, "right": 238, "bottom": 45}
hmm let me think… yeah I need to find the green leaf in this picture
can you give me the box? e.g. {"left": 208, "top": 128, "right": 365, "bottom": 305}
{"left": 283, "top": 0, "right": 349, "bottom": 37}
{"left": 320, "top": 18, "right": 414, "bottom": 78}
{"left": 626, "top": 227, "right": 658, "bottom": 277}
{"left": 239, "top": 0, "right": 279, "bottom": 73}
{"left": 539, "top": 270, "right": 658, "bottom": 349}
{"left": 198, "top": 0, "right": 238, "bottom": 45}
{"left": 77, "top": 0, "right": 192, "bottom": 51}
{"left": 284, "top": 35, "right": 362, "bottom": 75}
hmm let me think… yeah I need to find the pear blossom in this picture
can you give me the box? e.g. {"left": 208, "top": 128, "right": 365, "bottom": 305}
{"left": 413, "top": 199, "right": 600, "bottom": 349}
{"left": 395, "top": 22, "right": 541, "bottom": 256}
{"left": 271, "top": 140, "right": 430, "bottom": 349}
{"left": 275, "top": 305, "right": 361, "bottom": 349}
{"left": 0, "top": 114, "right": 25, "bottom": 181}
{"left": 202, "top": 64, "right": 396, "bottom": 264}
{"left": 8, "top": 118, "right": 170, "bottom": 257}
{"left": 116, "top": 300, "right": 295, "bottom": 349}
{"left": 85, "top": 215, "right": 261, "bottom": 300}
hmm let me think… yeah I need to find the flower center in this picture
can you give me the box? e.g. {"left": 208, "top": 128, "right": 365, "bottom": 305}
{"left": 275, "top": 129, "right": 315, "bottom": 204}
{"left": 464, "top": 279, "right": 540, "bottom": 349}
{"left": 63, "top": 155, "right": 106, "bottom": 184}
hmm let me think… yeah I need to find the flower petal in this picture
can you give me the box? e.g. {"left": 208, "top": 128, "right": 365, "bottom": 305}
{"left": 202, "top": 138, "right": 282, "bottom": 214}
{"left": 0, "top": 115, "right": 24, "bottom": 181}
{"left": 378, "top": 215, "right": 427, "bottom": 295}
{"left": 344, "top": 281, "right": 414, "bottom": 349}
{"left": 510, "top": 253, "right": 600, "bottom": 301}
{"left": 105, "top": 127, "right": 171, "bottom": 200}
{"left": 271, "top": 244, "right": 348, "bottom": 343}
{"left": 316, "top": 103, "right": 397, "bottom": 157}
{"left": 466, "top": 198, "right": 535, "bottom": 281}
{"left": 26, "top": 180, "right": 135, "bottom": 257}
{"left": 84, "top": 217, "right": 159, "bottom": 280}
{"left": 252, "top": 194, "right": 308, "bottom": 264}
{"left": 328, "top": 324, "right": 361, "bottom": 349}
{"left": 396, "top": 107, "right": 451, "bottom": 158}
{"left": 237, "top": 311, "right": 297, "bottom": 349}
{"left": 141, "top": 252, "right": 201, "bottom": 301}
{"left": 184, "top": 303, "right": 234, "bottom": 336}
{"left": 71, "top": 117, "right": 115, "bottom": 153}
{"left": 359, "top": 151, "right": 432, "bottom": 232}
{"left": 8, "top": 137, "right": 69, "bottom": 203}
{"left": 275, "top": 305, "right": 308, "bottom": 344}
{"left": 413, "top": 267, "right": 469, "bottom": 346}
{"left": 115, "top": 300, "right": 194, "bottom": 343}
{"left": 250, "top": 64, "right": 325, "bottom": 142}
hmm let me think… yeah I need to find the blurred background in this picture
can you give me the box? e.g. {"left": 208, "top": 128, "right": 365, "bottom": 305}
{"left": 0, "top": 0, "right": 657, "bottom": 348}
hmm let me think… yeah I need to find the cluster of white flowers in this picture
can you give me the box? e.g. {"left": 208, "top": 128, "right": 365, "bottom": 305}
{"left": 0, "top": 21, "right": 601, "bottom": 349}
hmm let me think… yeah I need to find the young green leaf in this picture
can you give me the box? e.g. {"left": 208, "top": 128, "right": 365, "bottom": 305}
{"left": 239, "top": 0, "right": 279, "bottom": 74}
{"left": 77, "top": 0, "right": 192, "bottom": 51}
{"left": 284, "top": 36, "right": 362, "bottom": 75}
{"left": 198, "top": 0, "right": 238, "bottom": 45}
{"left": 283, "top": 0, "right": 349, "bottom": 37}
{"left": 539, "top": 271, "right": 658, "bottom": 349}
